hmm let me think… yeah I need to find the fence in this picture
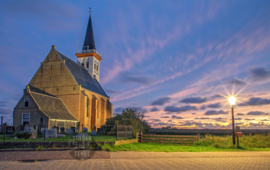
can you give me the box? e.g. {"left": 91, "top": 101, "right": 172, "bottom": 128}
{"left": 116, "top": 125, "right": 133, "bottom": 140}
{"left": 0, "top": 124, "right": 134, "bottom": 142}
{"left": 140, "top": 132, "right": 200, "bottom": 145}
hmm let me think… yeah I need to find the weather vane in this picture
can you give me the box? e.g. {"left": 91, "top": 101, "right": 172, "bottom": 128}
{"left": 89, "top": 7, "right": 92, "bottom": 15}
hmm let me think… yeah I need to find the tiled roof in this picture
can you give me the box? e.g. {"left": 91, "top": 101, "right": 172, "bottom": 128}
{"left": 30, "top": 92, "right": 78, "bottom": 121}
{"left": 56, "top": 50, "right": 108, "bottom": 97}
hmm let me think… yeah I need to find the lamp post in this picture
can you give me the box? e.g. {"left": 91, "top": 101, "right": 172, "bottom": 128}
{"left": 229, "top": 97, "right": 236, "bottom": 145}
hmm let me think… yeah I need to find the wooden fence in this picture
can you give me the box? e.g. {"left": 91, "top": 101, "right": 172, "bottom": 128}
{"left": 140, "top": 132, "right": 200, "bottom": 145}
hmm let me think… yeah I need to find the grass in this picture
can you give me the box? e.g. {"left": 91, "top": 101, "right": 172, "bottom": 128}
{"left": 101, "top": 134, "right": 270, "bottom": 152}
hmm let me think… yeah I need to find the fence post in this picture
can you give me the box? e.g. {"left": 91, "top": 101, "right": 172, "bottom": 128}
{"left": 197, "top": 133, "right": 200, "bottom": 141}
{"left": 140, "top": 131, "right": 143, "bottom": 143}
{"left": 161, "top": 136, "right": 163, "bottom": 144}
{"left": 44, "top": 123, "right": 46, "bottom": 142}
{"left": 181, "top": 137, "right": 182, "bottom": 145}
{"left": 3, "top": 124, "right": 6, "bottom": 142}
{"left": 125, "top": 126, "right": 127, "bottom": 140}
{"left": 116, "top": 124, "right": 118, "bottom": 141}
{"left": 136, "top": 132, "right": 139, "bottom": 142}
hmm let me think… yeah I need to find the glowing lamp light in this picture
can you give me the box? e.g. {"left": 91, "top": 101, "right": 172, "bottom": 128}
{"left": 229, "top": 97, "right": 236, "bottom": 106}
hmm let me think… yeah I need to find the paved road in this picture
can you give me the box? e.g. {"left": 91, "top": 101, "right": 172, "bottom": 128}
{"left": 0, "top": 151, "right": 270, "bottom": 170}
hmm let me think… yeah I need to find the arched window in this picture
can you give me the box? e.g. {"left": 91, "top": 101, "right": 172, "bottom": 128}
{"left": 82, "top": 63, "right": 84, "bottom": 67}
{"left": 97, "top": 65, "right": 98, "bottom": 71}
{"left": 40, "top": 118, "right": 43, "bottom": 124}
{"left": 86, "top": 62, "right": 89, "bottom": 68}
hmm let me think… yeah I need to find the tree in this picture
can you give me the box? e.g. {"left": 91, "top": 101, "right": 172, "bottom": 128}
{"left": 102, "top": 107, "right": 151, "bottom": 136}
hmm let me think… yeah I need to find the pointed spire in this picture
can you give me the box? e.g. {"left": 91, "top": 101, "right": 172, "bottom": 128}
{"left": 83, "top": 12, "right": 96, "bottom": 50}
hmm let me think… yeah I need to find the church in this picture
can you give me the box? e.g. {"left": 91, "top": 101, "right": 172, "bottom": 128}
{"left": 13, "top": 13, "right": 113, "bottom": 131}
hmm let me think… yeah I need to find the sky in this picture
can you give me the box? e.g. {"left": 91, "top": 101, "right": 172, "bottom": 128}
{"left": 0, "top": 0, "right": 270, "bottom": 129}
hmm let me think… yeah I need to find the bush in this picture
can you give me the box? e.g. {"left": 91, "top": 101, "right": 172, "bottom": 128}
{"left": 15, "top": 132, "right": 31, "bottom": 139}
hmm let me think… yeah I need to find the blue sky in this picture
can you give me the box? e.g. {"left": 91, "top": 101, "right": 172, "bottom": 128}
{"left": 1, "top": 0, "right": 270, "bottom": 128}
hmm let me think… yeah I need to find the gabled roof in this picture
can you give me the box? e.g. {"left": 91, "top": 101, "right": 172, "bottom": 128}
{"left": 56, "top": 50, "right": 108, "bottom": 98}
{"left": 30, "top": 92, "right": 78, "bottom": 121}
{"left": 83, "top": 15, "right": 96, "bottom": 50}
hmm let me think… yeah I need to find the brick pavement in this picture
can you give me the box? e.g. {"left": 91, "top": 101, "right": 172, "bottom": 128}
{"left": 0, "top": 151, "right": 269, "bottom": 169}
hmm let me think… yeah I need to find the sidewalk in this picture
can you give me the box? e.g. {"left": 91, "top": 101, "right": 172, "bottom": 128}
{"left": 0, "top": 151, "right": 269, "bottom": 170}
{"left": 0, "top": 150, "right": 269, "bottom": 161}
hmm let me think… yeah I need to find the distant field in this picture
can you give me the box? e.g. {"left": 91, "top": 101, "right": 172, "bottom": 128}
{"left": 102, "top": 134, "right": 270, "bottom": 152}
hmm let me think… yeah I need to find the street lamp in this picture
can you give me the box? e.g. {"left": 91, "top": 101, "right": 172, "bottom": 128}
{"left": 229, "top": 97, "right": 236, "bottom": 145}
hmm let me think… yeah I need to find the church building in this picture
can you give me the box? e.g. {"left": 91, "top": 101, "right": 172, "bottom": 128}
{"left": 13, "top": 13, "right": 113, "bottom": 131}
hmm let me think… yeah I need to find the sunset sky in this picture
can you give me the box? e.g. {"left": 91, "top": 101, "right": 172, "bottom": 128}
{"left": 0, "top": 0, "right": 270, "bottom": 128}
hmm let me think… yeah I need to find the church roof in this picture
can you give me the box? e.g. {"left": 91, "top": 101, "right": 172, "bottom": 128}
{"left": 56, "top": 50, "right": 108, "bottom": 98}
{"left": 83, "top": 15, "right": 96, "bottom": 50}
{"left": 30, "top": 92, "right": 78, "bottom": 121}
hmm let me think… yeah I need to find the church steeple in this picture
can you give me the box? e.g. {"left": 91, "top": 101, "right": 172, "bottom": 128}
{"left": 83, "top": 14, "right": 96, "bottom": 50}
{"left": 75, "top": 9, "right": 102, "bottom": 82}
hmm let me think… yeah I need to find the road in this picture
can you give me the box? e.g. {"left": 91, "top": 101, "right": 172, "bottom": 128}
{"left": 0, "top": 151, "right": 269, "bottom": 169}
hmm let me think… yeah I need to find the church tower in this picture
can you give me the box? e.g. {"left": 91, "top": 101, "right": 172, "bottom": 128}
{"left": 76, "top": 12, "right": 102, "bottom": 82}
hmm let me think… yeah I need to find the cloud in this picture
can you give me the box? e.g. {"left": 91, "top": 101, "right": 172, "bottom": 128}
{"left": 160, "top": 116, "right": 169, "bottom": 118}
{"left": 165, "top": 105, "right": 197, "bottom": 113}
{"left": 180, "top": 97, "right": 207, "bottom": 103}
{"left": 114, "top": 107, "right": 123, "bottom": 113}
{"left": 200, "top": 105, "right": 207, "bottom": 110}
{"left": 234, "top": 118, "right": 242, "bottom": 120}
{"left": 150, "top": 107, "right": 160, "bottom": 112}
{"left": 226, "top": 78, "right": 246, "bottom": 86}
{"left": 212, "top": 117, "right": 227, "bottom": 122}
{"left": 0, "top": 108, "right": 12, "bottom": 115}
{"left": 245, "top": 118, "right": 255, "bottom": 121}
{"left": 207, "top": 102, "right": 222, "bottom": 108}
{"left": 121, "top": 74, "right": 153, "bottom": 85}
{"left": 204, "top": 110, "right": 228, "bottom": 115}
{"left": 105, "top": 89, "right": 121, "bottom": 94}
{"left": 195, "top": 117, "right": 210, "bottom": 119}
{"left": 192, "top": 113, "right": 196, "bottom": 115}
{"left": 246, "top": 111, "right": 266, "bottom": 115}
{"left": 172, "top": 115, "right": 183, "bottom": 119}
{"left": 135, "top": 107, "right": 148, "bottom": 113}
{"left": 151, "top": 97, "right": 171, "bottom": 106}
{"left": 239, "top": 97, "right": 270, "bottom": 106}
{"left": 210, "top": 94, "right": 223, "bottom": 99}
{"left": 148, "top": 119, "right": 161, "bottom": 123}
{"left": 237, "top": 113, "right": 245, "bottom": 116}
{"left": 0, "top": 100, "right": 7, "bottom": 107}
{"left": 250, "top": 67, "right": 270, "bottom": 81}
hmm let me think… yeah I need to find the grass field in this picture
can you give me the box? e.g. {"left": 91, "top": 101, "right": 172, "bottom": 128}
{"left": 101, "top": 134, "right": 270, "bottom": 152}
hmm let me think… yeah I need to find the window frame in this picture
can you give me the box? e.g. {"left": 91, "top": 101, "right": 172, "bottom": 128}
{"left": 22, "top": 113, "right": 30, "bottom": 125}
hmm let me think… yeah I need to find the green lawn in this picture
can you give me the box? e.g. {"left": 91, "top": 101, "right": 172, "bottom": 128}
{"left": 101, "top": 142, "right": 270, "bottom": 152}
{"left": 101, "top": 134, "right": 270, "bottom": 152}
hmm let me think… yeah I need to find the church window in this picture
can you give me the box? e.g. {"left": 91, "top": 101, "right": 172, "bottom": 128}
{"left": 24, "top": 99, "right": 29, "bottom": 108}
{"left": 97, "top": 100, "right": 99, "bottom": 119}
{"left": 40, "top": 118, "right": 43, "bottom": 124}
{"left": 94, "top": 64, "right": 96, "bottom": 70}
{"left": 82, "top": 63, "right": 84, "bottom": 67}
{"left": 86, "top": 97, "right": 89, "bottom": 117}
{"left": 97, "top": 65, "right": 98, "bottom": 71}
{"left": 22, "top": 113, "right": 30, "bottom": 126}
{"left": 86, "top": 62, "right": 89, "bottom": 68}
